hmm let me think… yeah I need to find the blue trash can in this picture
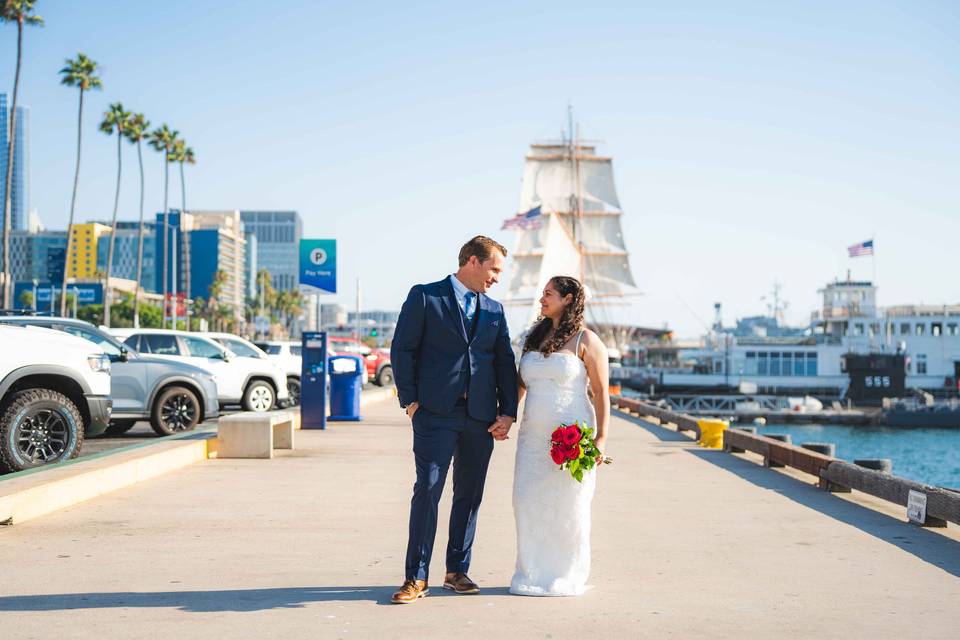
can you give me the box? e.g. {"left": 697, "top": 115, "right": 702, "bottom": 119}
{"left": 328, "top": 355, "right": 364, "bottom": 421}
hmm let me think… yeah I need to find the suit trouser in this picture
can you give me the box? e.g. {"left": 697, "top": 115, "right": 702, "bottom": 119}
{"left": 405, "top": 401, "right": 494, "bottom": 582}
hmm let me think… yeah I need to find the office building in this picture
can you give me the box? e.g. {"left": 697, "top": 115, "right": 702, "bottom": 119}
{"left": 156, "top": 210, "right": 247, "bottom": 322}
{"left": 239, "top": 211, "right": 301, "bottom": 291}
{"left": 0, "top": 93, "right": 30, "bottom": 235}
{"left": 67, "top": 222, "right": 111, "bottom": 278}
{"left": 95, "top": 221, "right": 157, "bottom": 291}
{"left": 8, "top": 229, "right": 67, "bottom": 284}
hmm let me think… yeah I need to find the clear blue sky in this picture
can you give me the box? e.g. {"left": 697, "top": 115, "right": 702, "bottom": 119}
{"left": 3, "top": 0, "right": 958, "bottom": 337}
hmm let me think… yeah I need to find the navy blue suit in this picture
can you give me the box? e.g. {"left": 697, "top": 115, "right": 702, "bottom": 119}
{"left": 391, "top": 276, "right": 519, "bottom": 582}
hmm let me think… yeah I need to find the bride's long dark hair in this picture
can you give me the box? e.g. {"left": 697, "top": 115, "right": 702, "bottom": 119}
{"left": 522, "top": 276, "right": 586, "bottom": 357}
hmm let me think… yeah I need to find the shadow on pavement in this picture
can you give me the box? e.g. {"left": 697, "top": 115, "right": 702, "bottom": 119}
{"left": 0, "top": 585, "right": 517, "bottom": 612}
{"left": 615, "top": 410, "right": 960, "bottom": 578}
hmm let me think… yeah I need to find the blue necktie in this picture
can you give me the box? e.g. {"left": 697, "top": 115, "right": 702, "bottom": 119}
{"left": 463, "top": 292, "right": 476, "bottom": 324}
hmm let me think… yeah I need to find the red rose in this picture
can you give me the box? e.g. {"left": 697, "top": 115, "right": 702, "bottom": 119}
{"left": 551, "top": 427, "right": 564, "bottom": 443}
{"left": 550, "top": 446, "right": 567, "bottom": 465}
{"left": 565, "top": 444, "right": 581, "bottom": 460}
{"left": 562, "top": 425, "right": 581, "bottom": 446}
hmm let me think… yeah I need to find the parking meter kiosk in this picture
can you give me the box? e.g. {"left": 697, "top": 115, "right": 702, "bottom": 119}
{"left": 300, "top": 331, "right": 328, "bottom": 430}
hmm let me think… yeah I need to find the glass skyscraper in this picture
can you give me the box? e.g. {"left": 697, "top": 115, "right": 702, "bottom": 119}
{"left": 239, "top": 211, "right": 302, "bottom": 291}
{"left": 0, "top": 93, "right": 30, "bottom": 234}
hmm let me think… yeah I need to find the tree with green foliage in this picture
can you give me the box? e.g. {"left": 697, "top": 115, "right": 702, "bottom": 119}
{"left": 99, "top": 102, "right": 131, "bottom": 327}
{"left": 124, "top": 112, "right": 150, "bottom": 327}
{"left": 1, "top": 0, "right": 43, "bottom": 309}
{"left": 147, "top": 123, "right": 179, "bottom": 328}
{"left": 59, "top": 52, "right": 101, "bottom": 316}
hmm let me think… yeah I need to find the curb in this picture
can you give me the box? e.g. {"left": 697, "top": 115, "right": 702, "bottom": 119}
{"left": 0, "top": 387, "right": 397, "bottom": 526}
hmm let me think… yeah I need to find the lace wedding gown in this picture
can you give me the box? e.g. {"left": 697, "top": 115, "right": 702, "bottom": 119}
{"left": 510, "top": 346, "right": 597, "bottom": 596}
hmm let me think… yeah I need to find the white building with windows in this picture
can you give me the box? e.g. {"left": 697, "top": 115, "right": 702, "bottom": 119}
{"left": 645, "top": 277, "right": 960, "bottom": 396}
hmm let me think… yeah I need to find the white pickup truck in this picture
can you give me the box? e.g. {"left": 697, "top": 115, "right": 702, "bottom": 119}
{"left": 0, "top": 324, "right": 112, "bottom": 473}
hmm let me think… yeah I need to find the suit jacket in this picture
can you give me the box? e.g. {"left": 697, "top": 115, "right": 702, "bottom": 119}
{"left": 391, "top": 277, "right": 519, "bottom": 422}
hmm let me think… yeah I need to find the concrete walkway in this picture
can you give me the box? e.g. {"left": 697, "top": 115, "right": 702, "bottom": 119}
{"left": 1, "top": 399, "right": 958, "bottom": 639}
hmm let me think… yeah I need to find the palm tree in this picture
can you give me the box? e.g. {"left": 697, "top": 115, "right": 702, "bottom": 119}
{"left": 147, "top": 123, "right": 178, "bottom": 328}
{"left": 99, "top": 102, "right": 131, "bottom": 327}
{"left": 172, "top": 139, "right": 196, "bottom": 328}
{"left": 1, "top": 1, "right": 43, "bottom": 309}
{"left": 207, "top": 269, "right": 228, "bottom": 331}
{"left": 124, "top": 112, "right": 150, "bottom": 327}
{"left": 59, "top": 52, "right": 102, "bottom": 316}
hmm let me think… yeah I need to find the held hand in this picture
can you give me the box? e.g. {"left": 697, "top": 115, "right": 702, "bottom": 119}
{"left": 488, "top": 415, "right": 515, "bottom": 441}
{"left": 594, "top": 436, "right": 608, "bottom": 464}
{"left": 405, "top": 402, "right": 419, "bottom": 420}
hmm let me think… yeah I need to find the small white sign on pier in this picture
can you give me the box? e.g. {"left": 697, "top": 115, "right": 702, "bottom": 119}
{"left": 907, "top": 490, "right": 927, "bottom": 524}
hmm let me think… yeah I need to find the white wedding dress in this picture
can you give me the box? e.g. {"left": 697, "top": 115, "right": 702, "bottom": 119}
{"left": 510, "top": 339, "right": 597, "bottom": 596}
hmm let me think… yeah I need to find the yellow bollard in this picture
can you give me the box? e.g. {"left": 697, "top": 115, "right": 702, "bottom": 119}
{"left": 697, "top": 419, "right": 728, "bottom": 449}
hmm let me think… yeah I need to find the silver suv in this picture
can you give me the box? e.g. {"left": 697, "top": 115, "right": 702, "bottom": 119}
{"left": 0, "top": 317, "right": 219, "bottom": 436}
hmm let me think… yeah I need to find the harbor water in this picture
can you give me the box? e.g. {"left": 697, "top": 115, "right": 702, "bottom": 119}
{"left": 753, "top": 422, "right": 960, "bottom": 489}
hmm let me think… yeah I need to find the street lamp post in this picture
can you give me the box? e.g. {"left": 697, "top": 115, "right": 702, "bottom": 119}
{"left": 31, "top": 279, "right": 37, "bottom": 312}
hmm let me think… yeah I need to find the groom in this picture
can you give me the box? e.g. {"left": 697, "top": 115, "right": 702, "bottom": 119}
{"left": 389, "top": 235, "right": 519, "bottom": 604}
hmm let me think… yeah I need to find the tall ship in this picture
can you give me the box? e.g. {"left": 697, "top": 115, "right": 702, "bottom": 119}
{"left": 501, "top": 113, "right": 639, "bottom": 349}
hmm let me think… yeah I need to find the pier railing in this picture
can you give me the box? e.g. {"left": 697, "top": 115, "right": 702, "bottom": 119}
{"left": 612, "top": 396, "right": 960, "bottom": 528}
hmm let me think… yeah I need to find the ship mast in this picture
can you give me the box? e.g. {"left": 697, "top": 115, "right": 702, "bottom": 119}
{"left": 566, "top": 105, "right": 587, "bottom": 283}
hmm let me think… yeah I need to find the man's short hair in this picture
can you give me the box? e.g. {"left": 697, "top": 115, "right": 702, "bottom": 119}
{"left": 458, "top": 235, "right": 507, "bottom": 267}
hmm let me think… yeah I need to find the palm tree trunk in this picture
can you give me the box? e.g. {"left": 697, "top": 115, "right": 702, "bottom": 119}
{"left": 2, "top": 19, "right": 24, "bottom": 309}
{"left": 161, "top": 152, "right": 169, "bottom": 328}
{"left": 133, "top": 140, "right": 145, "bottom": 327}
{"left": 60, "top": 88, "right": 85, "bottom": 317}
{"left": 179, "top": 159, "right": 191, "bottom": 330}
{"left": 104, "top": 131, "right": 122, "bottom": 327}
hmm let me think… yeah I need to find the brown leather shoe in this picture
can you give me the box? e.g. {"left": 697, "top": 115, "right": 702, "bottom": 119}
{"left": 442, "top": 572, "right": 480, "bottom": 594}
{"left": 391, "top": 579, "right": 429, "bottom": 604}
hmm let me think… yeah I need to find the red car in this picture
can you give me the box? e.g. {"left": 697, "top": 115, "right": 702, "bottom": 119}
{"left": 329, "top": 337, "right": 393, "bottom": 386}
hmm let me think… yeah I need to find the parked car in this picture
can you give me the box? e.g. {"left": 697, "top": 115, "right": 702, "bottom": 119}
{"left": 329, "top": 336, "right": 392, "bottom": 386}
{"left": 0, "top": 317, "right": 219, "bottom": 436}
{"left": 0, "top": 324, "right": 111, "bottom": 472}
{"left": 252, "top": 339, "right": 369, "bottom": 404}
{"left": 111, "top": 329, "right": 289, "bottom": 412}
{"left": 204, "top": 332, "right": 301, "bottom": 406}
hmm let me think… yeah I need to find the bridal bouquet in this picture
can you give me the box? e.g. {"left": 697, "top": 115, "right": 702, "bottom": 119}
{"left": 549, "top": 422, "right": 611, "bottom": 483}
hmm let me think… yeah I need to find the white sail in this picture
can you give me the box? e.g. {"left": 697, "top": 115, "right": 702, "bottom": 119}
{"left": 520, "top": 156, "right": 621, "bottom": 214}
{"left": 503, "top": 131, "right": 639, "bottom": 343}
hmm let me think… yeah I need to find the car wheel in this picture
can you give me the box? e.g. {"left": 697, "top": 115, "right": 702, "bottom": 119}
{"left": 287, "top": 377, "right": 301, "bottom": 406}
{"left": 150, "top": 386, "right": 201, "bottom": 436}
{"left": 243, "top": 380, "right": 275, "bottom": 412}
{"left": 0, "top": 389, "right": 84, "bottom": 473}
{"left": 105, "top": 419, "right": 138, "bottom": 436}
{"left": 376, "top": 365, "right": 394, "bottom": 387}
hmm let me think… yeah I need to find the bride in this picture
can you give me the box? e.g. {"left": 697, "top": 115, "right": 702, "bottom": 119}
{"left": 510, "top": 275, "right": 610, "bottom": 596}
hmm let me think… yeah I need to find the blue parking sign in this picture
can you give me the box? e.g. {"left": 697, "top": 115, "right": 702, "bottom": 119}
{"left": 299, "top": 239, "right": 337, "bottom": 293}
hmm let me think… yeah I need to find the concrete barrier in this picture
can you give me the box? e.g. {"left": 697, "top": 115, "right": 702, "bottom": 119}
{"left": 217, "top": 411, "right": 295, "bottom": 459}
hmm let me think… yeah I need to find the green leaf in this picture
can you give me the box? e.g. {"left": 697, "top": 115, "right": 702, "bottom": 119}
{"left": 570, "top": 458, "right": 580, "bottom": 473}
{"left": 574, "top": 469, "right": 584, "bottom": 482}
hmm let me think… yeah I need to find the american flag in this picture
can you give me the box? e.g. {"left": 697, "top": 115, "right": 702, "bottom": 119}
{"left": 848, "top": 239, "right": 874, "bottom": 257}
{"left": 501, "top": 205, "right": 542, "bottom": 231}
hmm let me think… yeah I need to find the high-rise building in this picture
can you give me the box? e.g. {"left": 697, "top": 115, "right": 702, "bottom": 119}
{"left": 0, "top": 93, "right": 30, "bottom": 235}
{"left": 239, "top": 211, "right": 302, "bottom": 291}
{"left": 95, "top": 221, "right": 157, "bottom": 291}
{"left": 156, "top": 210, "right": 247, "bottom": 322}
{"left": 67, "top": 222, "right": 111, "bottom": 278}
{"left": 8, "top": 229, "right": 67, "bottom": 284}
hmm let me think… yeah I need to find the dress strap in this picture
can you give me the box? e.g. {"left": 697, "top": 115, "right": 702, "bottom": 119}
{"left": 574, "top": 330, "right": 585, "bottom": 359}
